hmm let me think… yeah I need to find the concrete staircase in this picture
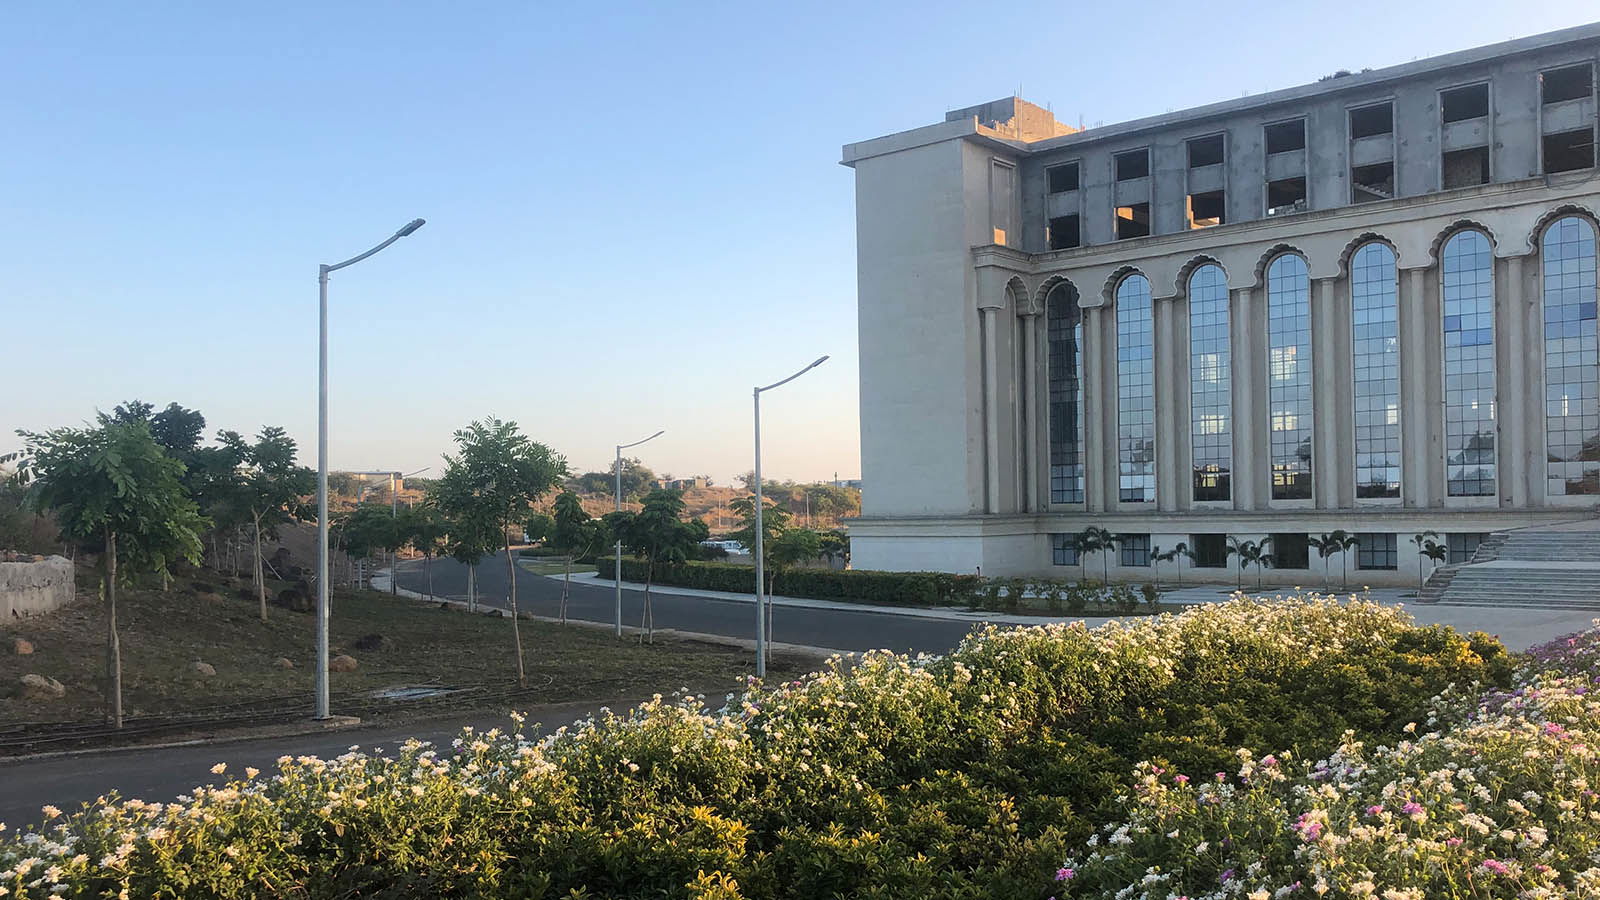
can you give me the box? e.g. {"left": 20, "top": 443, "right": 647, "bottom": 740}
{"left": 1429, "top": 528, "right": 1600, "bottom": 610}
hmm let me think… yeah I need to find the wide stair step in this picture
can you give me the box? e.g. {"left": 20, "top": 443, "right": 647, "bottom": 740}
{"left": 1432, "top": 527, "right": 1600, "bottom": 609}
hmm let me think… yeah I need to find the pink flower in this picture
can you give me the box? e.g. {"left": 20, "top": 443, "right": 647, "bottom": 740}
{"left": 1056, "top": 867, "right": 1075, "bottom": 881}
{"left": 1402, "top": 801, "right": 1425, "bottom": 817}
{"left": 1481, "top": 859, "right": 1511, "bottom": 875}
{"left": 1366, "top": 804, "right": 1384, "bottom": 816}
{"left": 1173, "top": 774, "right": 1189, "bottom": 784}
{"left": 1446, "top": 837, "right": 1463, "bottom": 847}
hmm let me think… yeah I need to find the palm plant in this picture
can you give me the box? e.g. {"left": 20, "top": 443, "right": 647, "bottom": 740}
{"left": 1074, "top": 526, "right": 1120, "bottom": 584}
{"left": 1415, "top": 534, "right": 1448, "bottom": 593}
{"left": 1152, "top": 541, "right": 1191, "bottom": 589}
{"left": 1327, "top": 529, "right": 1359, "bottom": 588}
{"left": 1225, "top": 536, "right": 1273, "bottom": 591}
{"left": 1308, "top": 533, "right": 1339, "bottom": 590}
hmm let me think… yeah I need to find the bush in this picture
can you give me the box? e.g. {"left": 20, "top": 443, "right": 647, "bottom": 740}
{"left": 0, "top": 597, "right": 1525, "bottom": 900}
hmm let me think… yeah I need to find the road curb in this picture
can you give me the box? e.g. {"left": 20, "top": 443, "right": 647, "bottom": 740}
{"left": 0, "top": 714, "right": 368, "bottom": 765}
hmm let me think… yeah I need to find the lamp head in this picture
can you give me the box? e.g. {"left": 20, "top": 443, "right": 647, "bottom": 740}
{"left": 808, "top": 355, "right": 830, "bottom": 370}
{"left": 396, "top": 218, "right": 426, "bottom": 237}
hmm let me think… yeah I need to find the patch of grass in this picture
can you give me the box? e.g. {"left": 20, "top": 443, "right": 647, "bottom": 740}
{"left": 0, "top": 567, "right": 807, "bottom": 728}
{"left": 517, "top": 558, "right": 597, "bottom": 577}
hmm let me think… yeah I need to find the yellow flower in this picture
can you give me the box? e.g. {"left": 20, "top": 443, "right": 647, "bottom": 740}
{"left": 210, "top": 763, "right": 227, "bottom": 775}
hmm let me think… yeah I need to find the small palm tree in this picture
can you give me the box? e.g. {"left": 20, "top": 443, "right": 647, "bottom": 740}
{"left": 1226, "top": 536, "right": 1274, "bottom": 591}
{"left": 1074, "top": 526, "right": 1119, "bottom": 584}
{"left": 1308, "top": 533, "right": 1338, "bottom": 590}
{"left": 1327, "top": 529, "right": 1359, "bottom": 588}
{"left": 1409, "top": 530, "right": 1441, "bottom": 593}
{"left": 1418, "top": 538, "right": 1447, "bottom": 592}
{"left": 1152, "top": 541, "right": 1191, "bottom": 590}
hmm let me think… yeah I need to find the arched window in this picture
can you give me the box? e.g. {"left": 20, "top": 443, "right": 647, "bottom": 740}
{"left": 1046, "top": 283, "right": 1085, "bottom": 503}
{"left": 1351, "top": 243, "right": 1401, "bottom": 498}
{"left": 1116, "top": 274, "right": 1156, "bottom": 503}
{"left": 1442, "top": 230, "right": 1496, "bottom": 497}
{"left": 1267, "top": 254, "right": 1313, "bottom": 499}
{"left": 1542, "top": 216, "right": 1599, "bottom": 495}
{"left": 1188, "top": 264, "right": 1230, "bottom": 502}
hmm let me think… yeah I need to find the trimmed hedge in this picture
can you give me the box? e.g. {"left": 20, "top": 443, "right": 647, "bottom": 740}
{"left": 595, "top": 557, "right": 981, "bottom": 606}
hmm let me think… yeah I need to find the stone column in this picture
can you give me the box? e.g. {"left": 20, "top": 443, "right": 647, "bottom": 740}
{"left": 1400, "top": 267, "right": 1429, "bottom": 507}
{"left": 1155, "top": 297, "right": 1179, "bottom": 512}
{"left": 1502, "top": 254, "right": 1528, "bottom": 507}
{"left": 980, "top": 304, "right": 1002, "bottom": 514}
{"left": 1083, "top": 306, "right": 1106, "bottom": 513}
{"left": 1100, "top": 306, "right": 1122, "bottom": 510}
{"left": 1311, "top": 278, "right": 1338, "bottom": 508}
{"left": 1019, "top": 310, "right": 1041, "bottom": 512}
{"left": 1230, "top": 286, "right": 1257, "bottom": 511}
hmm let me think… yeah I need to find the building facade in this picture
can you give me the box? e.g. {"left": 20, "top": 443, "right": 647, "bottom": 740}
{"left": 843, "top": 25, "right": 1600, "bottom": 586}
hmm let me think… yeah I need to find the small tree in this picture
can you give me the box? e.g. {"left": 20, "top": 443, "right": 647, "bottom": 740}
{"left": 1225, "top": 536, "right": 1274, "bottom": 591}
{"left": 818, "top": 529, "right": 850, "bottom": 568}
{"left": 1308, "top": 533, "right": 1339, "bottom": 590}
{"left": 1074, "top": 526, "right": 1119, "bottom": 583}
{"left": 1329, "top": 529, "right": 1359, "bottom": 589}
{"left": 766, "top": 527, "right": 822, "bottom": 642}
{"left": 433, "top": 419, "right": 567, "bottom": 685}
{"left": 220, "top": 427, "right": 313, "bottom": 622}
{"left": 10, "top": 421, "right": 206, "bottom": 728}
{"left": 442, "top": 506, "right": 499, "bottom": 613}
{"left": 612, "top": 489, "right": 707, "bottom": 643}
{"left": 405, "top": 502, "right": 448, "bottom": 600}
{"left": 1412, "top": 531, "right": 1447, "bottom": 592}
{"left": 1152, "top": 541, "right": 1191, "bottom": 589}
{"left": 341, "top": 504, "right": 398, "bottom": 589}
{"left": 547, "top": 492, "right": 606, "bottom": 624}
{"left": 729, "top": 494, "right": 792, "bottom": 591}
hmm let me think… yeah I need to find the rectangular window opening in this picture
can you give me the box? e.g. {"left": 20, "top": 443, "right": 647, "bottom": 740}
{"left": 1264, "top": 119, "right": 1306, "bottom": 154}
{"left": 1187, "top": 190, "right": 1226, "bottom": 229}
{"left": 1114, "top": 148, "right": 1150, "bottom": 181}
{"left": 1441, "top": 83, "right": 1489, "bottom": 123}
{"left": 1542, "top": 64, "right": 1594, "bottom": 105}
{"left": 1349, "top": 102, "right": 1394, "bottom": 139}
{"left": 1544, "top": 129, "right": 1596, "bottom": 174}
{"left": 1266, "top": 177, "right": 1307, "bottom": 216}
{"left": 1115, "top": 202, "right": 1151, "bottom": 240}
{"left": 1446, "top": 533, "right": 1489, "bottom": 564}
{"left": 1050, "top": 533, "right": 1080, "bottom": 567}
{"left": 1046, "top": 162, "right": 1080, "bottom": 194}
{"left": 1118, "top": 534, "right": 1151, "bottom": 568}
{"left": 1356, "top": 533, "right": 1398, "bottom": 570}
{"left": 1351, "top": 161, "right": 1395, "bottom": 203}
{"left": 1191, "top": 533, "right": 1228, "bottom": 568}
{"left": 1187, "top": 134, "right": 1225, "bottom": 167}
{"left": 1048, "top": 215, "right": 1081, "bottom": 251}
{"left": 1271, "top": 533, "right": 1310, "bottom": 570}
{"left": 1442, "top": 146, "right": 1490, "bottom": 189}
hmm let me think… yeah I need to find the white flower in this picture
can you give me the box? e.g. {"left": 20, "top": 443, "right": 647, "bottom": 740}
{"left": 210, "top": 763, "right": 226, "bottom": 775}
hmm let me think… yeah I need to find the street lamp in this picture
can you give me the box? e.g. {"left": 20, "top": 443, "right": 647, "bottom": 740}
{"left": 315, "top": 218, "right": 425, "bottom": 720}
{"left": 753, "top": 355, "right": 828, "bottom": 677}
{"left": 614, "top": 430, "right": 664, "bottom": 638}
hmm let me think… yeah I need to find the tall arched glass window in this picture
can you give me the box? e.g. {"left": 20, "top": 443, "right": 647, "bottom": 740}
{"left": 1188, "top": 264, "right": 1231, "bottom": 502}
{"left": 1442, "top": 230, "right": 1496, "bottom": 497}
{"left": 1352, "top": 243, "right": 1401, "bottom": 498}
{"left": 1116, "top": 274, "right": 1156, "bottom": 503}
{"left": 1047, "top": 283, "right": 1086, "bottom": 504}
{"left": 1267, "top": 254, "right": 1313, "bottom": 499}
{"left": 1542, "top": 216, "right": 1599, "bottom": 496}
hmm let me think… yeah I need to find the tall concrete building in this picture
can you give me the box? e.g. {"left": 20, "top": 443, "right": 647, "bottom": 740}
{"left": 844, "top": 24, "right": 1600, "bottom": 587}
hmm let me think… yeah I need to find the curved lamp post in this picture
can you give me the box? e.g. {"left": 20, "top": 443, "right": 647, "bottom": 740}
{"left": 614, "top": 430, "right": 665, "bottom": 637}
{"left": 753, "top": 355, "right": 828, "bottom": 677}
{"left": 315, "top": 218, "right": 425, "bottom": 720}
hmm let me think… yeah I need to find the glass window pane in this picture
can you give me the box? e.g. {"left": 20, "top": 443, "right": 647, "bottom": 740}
{"left": 1048, "top": 284, "right": 1086, "bottom": 503}
{"left": 1268, "top": 255, "right": 1313, "bottom": 499}
{"left": 1542, "top": 217, "right": 1600, "bottom": 496}
{"left": 1442, "top": 231, "right": 1497, "bottom": 496}
{"left": 1189, "top": 264, "right": 1231, "bottom": 502}
{"left": 1352, "top": 243, "right": 1401, "bottom": 498}
{"left": 1117, "top": 275, "right": 1156, "bottom": 504}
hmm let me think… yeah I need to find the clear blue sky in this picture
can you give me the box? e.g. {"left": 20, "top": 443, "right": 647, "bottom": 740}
{"left": 3, "top": 1, "right": 1594, "bottom": 484}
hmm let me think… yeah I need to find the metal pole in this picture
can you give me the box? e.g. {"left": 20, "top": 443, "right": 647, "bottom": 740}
{"left": 389, "top": 471, "right": 398, "bottom": 595}
{"left": 312, "top": 218, "right": 424, "bottom": 722}
{"left": 614, "top": 444, "right": 623, "bottom": 638}
{"left": 753, "top": 388, "right": 766, "bottom": 678}
{"left": 315, "top": 266, "right": 331, "bottom": 720}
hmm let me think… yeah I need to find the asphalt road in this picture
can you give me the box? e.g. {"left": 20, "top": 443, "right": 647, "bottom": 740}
{"left": 394, "top": 551, "right": 979, "bottom": 656}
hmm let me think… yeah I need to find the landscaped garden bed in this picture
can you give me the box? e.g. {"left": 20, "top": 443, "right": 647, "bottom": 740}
{"left": 4, "top": 596, "right": 1592, "bottom": 898}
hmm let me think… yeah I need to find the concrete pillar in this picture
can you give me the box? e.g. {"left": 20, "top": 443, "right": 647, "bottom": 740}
{"left": 1230, "top": 286, "right": 1257, "bottom": 511}
{"left": 980, "top": 305, "right": 1002, "bottom": 514}
{"left": 1083, "top": 305, "right": 1106, "bottom": 513}
{"left": 1155, "top": 297, "right": 1179, "bottom": 512}
{"left": 1174, "top": 295, "right": 1193, "bottom": 512}
{"left": 1503, "top": 254, "right": 1527, "bottom": 508}
{"left": 1019, "top": 311, "right": 1041, "bottom": 512}
{"left": 1400, "top": 267, "right": 1430, "bottom": 507}
{"left": 1100, "top": 307, "right": 1122, "bottom": 510}
{"left": 1312, "top": 277, "right": 1339, "bottom": 508}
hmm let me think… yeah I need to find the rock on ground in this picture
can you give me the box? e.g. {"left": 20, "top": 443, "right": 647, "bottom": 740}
{"left": 329, "top": 654, "right": 358, "bottom": 673}
{"left": 19, "top": 673, "right": 65, "bottom": 700}
{"left": 12, "top": 638, "right": 33, "bottom": 655}
{"left": 273, "top": 657, "right": 295, "bottom": 669}
{"left": 190, "top": 661, "right": 216, "bottom": 677}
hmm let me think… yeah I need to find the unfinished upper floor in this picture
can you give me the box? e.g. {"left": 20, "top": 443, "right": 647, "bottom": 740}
{"left": 843, "top": 22, "right": 1600, "bottom": 256}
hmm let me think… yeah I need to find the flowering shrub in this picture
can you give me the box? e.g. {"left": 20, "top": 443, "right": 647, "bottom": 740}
{"left": 0, "top": 596, "right": 1513, "bottom": 899}
{"left": 1056, "top": 621, "right": 1600, "bottom": 899}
